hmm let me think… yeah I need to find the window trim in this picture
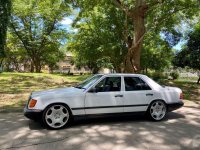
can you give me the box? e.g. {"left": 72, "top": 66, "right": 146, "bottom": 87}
{"left": 87, "top": 75, "right": 122, "bottom": 93}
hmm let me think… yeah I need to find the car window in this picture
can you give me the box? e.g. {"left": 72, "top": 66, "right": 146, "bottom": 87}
{"left": 124, "top": 77, "right": 151, "bottom": 91}
{"left": 95, "top": 77, "right": 121, "bottom": 92}
{"left": 75, "top": 75, "right": 102, "bottom": 89}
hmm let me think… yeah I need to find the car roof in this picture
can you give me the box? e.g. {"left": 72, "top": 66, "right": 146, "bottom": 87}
{"left": 97, "top": 73, "right": 147, "bottom": 77}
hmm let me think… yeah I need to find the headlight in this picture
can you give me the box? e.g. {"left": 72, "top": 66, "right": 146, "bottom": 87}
{"left": 29, "top": 99, "right": 37, "bottom": 108}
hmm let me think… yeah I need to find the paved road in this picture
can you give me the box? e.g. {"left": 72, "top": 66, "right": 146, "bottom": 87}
{"left": 0, "top": 105, "right": 200, "bottom": 150}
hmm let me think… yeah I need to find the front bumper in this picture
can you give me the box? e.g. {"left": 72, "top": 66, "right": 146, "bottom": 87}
{"left": 24, "top": 108, "right": 43, "bottom": 120}
{"left": 167, "top": 101, "right": 184, "bottom": 112}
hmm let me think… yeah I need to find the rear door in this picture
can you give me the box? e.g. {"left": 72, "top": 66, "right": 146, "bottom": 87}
{"left": 123, "top": 76, "right": 154, "bottom": 112}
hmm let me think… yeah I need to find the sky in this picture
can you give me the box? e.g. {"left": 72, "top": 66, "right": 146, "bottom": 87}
{"left": 173, "top": 40, "right": 186, "bottom": 51}
{"left": 60, "top": 16, "right": 78, "bottom": 33}
{"left": 60, "top": 17, "right": 73, "bottom": 25}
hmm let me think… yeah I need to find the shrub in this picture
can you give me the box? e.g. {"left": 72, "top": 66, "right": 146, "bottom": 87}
{"left": 151, "top": 72, "right": 167, "bottom": 81}
{"left": 170, "top": 71, "right": 179, "bottom": 80}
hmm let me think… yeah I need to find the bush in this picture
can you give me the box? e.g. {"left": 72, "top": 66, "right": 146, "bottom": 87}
{"left": 170, "top": 71, "right": 179, "bottom": 80}
{"left": 151, "top": 72, "right": 167, "bottom": 81}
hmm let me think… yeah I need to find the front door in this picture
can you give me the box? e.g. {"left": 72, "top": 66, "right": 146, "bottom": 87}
{"left": 85, "top": 76, "right": 124, "bottom": 115}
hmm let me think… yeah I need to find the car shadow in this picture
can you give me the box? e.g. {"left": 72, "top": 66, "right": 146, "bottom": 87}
{"left": 28, "top": 112, "right": 185, "bottom": 130}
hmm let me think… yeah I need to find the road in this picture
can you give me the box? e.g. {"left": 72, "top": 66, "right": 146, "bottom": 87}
{"left": 0, "top": 103, "right": 200, "bottom": 150}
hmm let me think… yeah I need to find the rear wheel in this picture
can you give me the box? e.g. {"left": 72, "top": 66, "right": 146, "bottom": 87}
{"left": 43, "top": 104, "right": 70, "bottom": 129}
{"left": 148, "top": 100, "right": 167, "bottom": 121}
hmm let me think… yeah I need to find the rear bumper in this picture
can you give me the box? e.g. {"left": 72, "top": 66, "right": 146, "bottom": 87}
{"left": 167, "top": 101, "right": 184, "bottom": 112}
{"left": 24, "top": 108, "right": 43, "bottom": 120}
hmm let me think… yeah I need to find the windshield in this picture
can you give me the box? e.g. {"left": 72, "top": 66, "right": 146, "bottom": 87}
{"left": 75, "top": 75, "right": 103, "bottom": 90}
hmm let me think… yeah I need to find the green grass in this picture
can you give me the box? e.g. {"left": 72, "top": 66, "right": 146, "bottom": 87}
{"left": 0, "top": 72, "right": 89, "bottom": 111}
{"left": 0, "top": 72, "right": 199, "bottom": 111}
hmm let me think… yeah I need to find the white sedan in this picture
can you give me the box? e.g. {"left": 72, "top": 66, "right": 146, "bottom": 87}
{"left": 24, "top": 74, "right": 184, "bottom": 129}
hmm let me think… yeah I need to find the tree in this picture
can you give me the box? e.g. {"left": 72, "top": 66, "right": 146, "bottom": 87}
{"left": 43, "top": 44, "right": 65, "bottom": 73}
{"left": 0, "top": 0, "right": 11, "bottom": 68}
{"left": 10, "top": 0, "right": 71, "bottom": 72}
{"left": 173, "top": 23, "right": 200, "bottom": 83}
{"left": 141, "top": 32, "right": 173, "bottom": 73}
{"left": 71, "top": 0, "right": 199, "bottom": 73}
{"left": 4, "top": 32, "right": 28, "bottom": 71}
{"left": 68, "top": 4, "right": 126, "bottom": 73}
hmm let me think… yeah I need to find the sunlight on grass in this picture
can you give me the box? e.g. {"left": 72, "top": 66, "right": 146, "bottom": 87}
{"left": 0, "top": 72, "right": 89, "bottom": 111}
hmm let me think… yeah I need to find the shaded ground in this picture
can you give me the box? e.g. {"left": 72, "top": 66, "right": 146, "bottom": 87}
{"left": 0, "top": 72, "right": 89, "bottom": 111}
{"left": 0, "top": 103, "right": 200, "bottom": 150}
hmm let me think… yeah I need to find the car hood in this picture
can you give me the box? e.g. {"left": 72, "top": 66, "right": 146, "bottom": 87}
{"left": 31, "top": 87, "right": 84, "bottom": 97}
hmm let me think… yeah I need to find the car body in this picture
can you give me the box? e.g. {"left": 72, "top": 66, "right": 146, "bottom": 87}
{"left": 24, "top": 74, "right": 184, "bottom": 129}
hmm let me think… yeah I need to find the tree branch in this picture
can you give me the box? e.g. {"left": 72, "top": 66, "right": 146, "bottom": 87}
{"left": 131, "top": 31, "right": 146, "bottom": 50}
{"left": 113, "top": 0, "right": 133, "bottom": 17}
{"left": 10, "top": 22, "right": 30, "bottom": 52}
{"left": 148, "top": 0, "right": 165, "bottom": 9}
{"left": 147, "top": 6, "right": 190, "bottom": 33}
{"left": 38, "top": 18, "right": 57, "bottom": 53}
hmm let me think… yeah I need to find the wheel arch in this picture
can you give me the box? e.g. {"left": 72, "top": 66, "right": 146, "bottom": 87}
{"left": 147, "top": 99, "right": 168, "bottom": 111}
{"left": 43, "top": 102, "right": 73, "bottom": 116}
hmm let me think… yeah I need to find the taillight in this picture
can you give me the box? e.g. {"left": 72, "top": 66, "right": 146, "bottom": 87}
{"left": 180, "top": 93, "right": 184, "bottom": 100}
{"left": 29, "top": 99, "right": 37, "bottom": 108}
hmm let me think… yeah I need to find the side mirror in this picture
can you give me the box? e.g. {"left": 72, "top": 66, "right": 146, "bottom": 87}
{"left": 89, "top": 87, "right": 98, "bottom": 93}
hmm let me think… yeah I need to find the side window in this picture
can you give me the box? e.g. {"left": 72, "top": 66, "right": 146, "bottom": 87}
{"left": 95, "top": 77, "right": 121, "bottom": 92}
{"left": 124, "top": 77, "right": 151, "bottom": 91}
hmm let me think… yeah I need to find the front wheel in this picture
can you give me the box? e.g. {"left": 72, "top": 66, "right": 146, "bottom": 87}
{"left": 148, "top": 100, "right": 167, "bottom": 121}
{"left": 42, "top": 104, "right": 70, "bottom": 129}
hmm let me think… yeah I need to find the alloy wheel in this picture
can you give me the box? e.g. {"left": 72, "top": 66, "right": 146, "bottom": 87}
{"left": 45, "top": 105, "right": 69, "bottom": 129}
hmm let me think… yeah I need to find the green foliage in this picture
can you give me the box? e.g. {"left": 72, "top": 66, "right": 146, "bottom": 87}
{"left": 0, "top": 0, "right": 11, "bottom": 61}
{"left": 3, "top": 32, "right": 27, "bottom": 71}
{"left": 43, "top": 44, "right": 65, "bottom": 73}
{"left": 141, "top": 33, "right": 173, "bottom": 72}
{"left": 146, "top": 71, "right": 167, "bottom": 81}
{"left": 9, "top": 0, "right": 71, "bottom": 72}
{"left": 69, "top": 0, "right": 199, "bottom": 73}
{"left": 173, "top": 22, "right": 200, "bottom": 70}
{"left": 170, "top": 71, "right": 179, "bottom": 80}
{"left": 68, "top": 2, "right": 126, "bottom": 73}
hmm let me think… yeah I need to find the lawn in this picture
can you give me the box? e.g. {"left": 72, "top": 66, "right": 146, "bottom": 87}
{"left": 0, "top": 72, "right": 199, "bottom": 112}
{"left": 0, "top": 72, "right": 89, "bottom": 112}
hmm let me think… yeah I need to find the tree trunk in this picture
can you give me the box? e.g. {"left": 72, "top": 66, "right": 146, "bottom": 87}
{"left": 30, "top": 61, "right": 34, "bottom": 72}
{"left": 0, "top": 58, "right": 4, "bottom": 71}
{"left": 35, "top": 62, "right": 41, "bottom": 73}
{"left": 124, "top": 50, "right": 135, "bottom": 73}
{"left": 124, "top": 0, "right": 148, "bottom": 73}
{"left": 32, "top": 55, "right": 41, "bottom": 73}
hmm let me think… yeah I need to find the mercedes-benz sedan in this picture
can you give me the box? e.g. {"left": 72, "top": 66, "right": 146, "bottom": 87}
{"left": 24, "top": 74, "right": 184, "bottom": 129}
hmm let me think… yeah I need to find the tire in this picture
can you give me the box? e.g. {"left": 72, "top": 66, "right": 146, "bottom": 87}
{"left": 148, "top": 100, "right": 167, "bottom": 121}
{"left": 42, "top": 104, "right": 71, "bottom": 129}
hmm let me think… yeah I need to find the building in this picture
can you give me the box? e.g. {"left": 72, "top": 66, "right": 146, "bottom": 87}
{"left": 55, "top": 52, "right": 112, "bottom": 74}
{"left": 55, "top": 52, "right": 91, "bottom": 74}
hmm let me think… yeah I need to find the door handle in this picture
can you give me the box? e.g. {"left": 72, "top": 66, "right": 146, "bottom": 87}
{"left": 115, "top": 94, "right": 123, "bottom": 97}
{"left": 146, "top": 93, "right": 153, "bottom": 96}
